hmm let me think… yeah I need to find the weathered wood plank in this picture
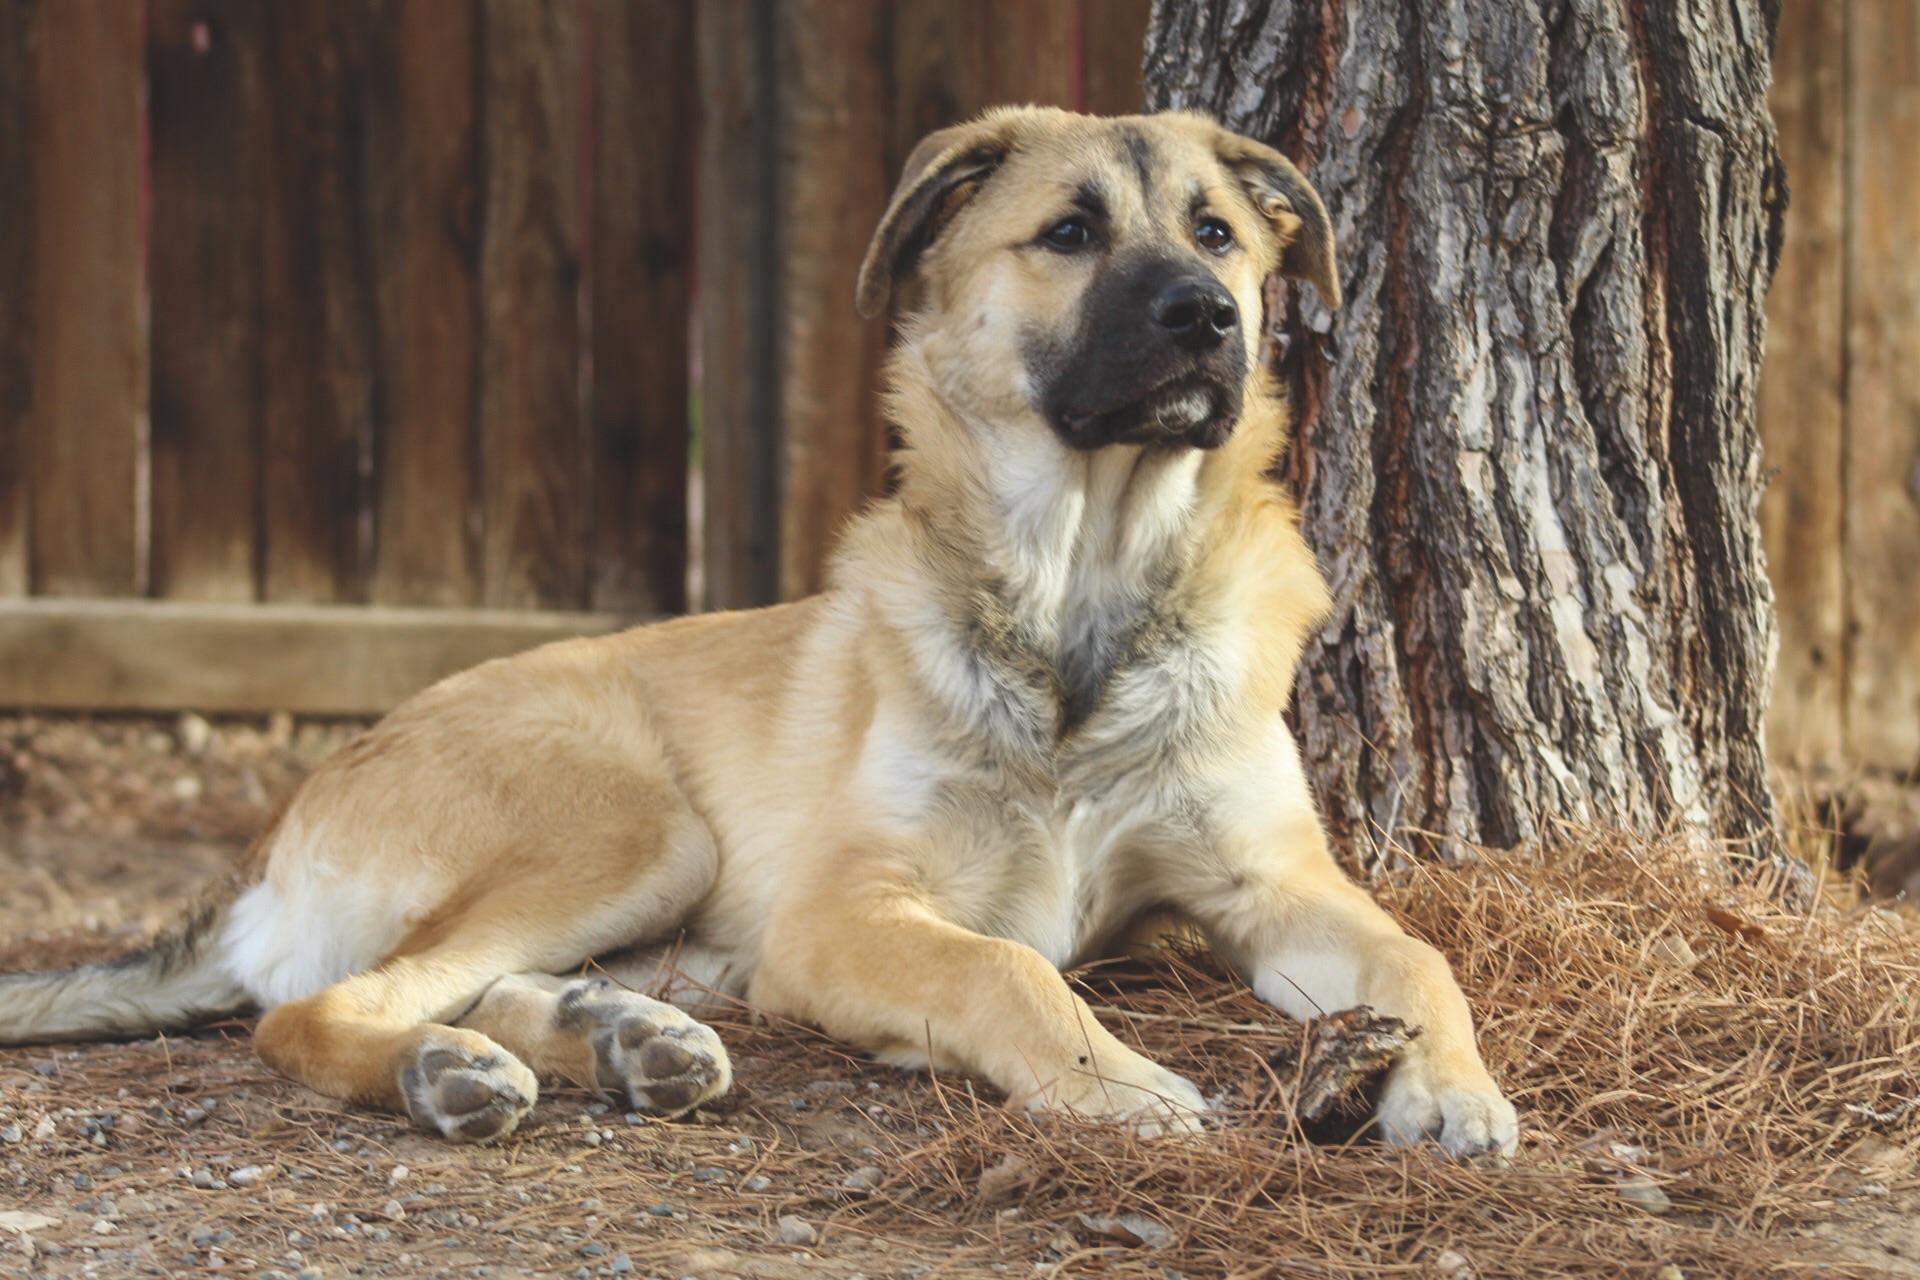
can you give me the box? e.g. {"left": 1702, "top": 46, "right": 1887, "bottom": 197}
{"left": 1758, "top": 0, "right": 1847, "bottom": 764}
{"left": 0, "top": 599, "right": 630, "bottom": 715}
{"left": 260, "top": 0, "right": 377, "bottom": 604}
{"left": 697, "top": 0, "right": 780, "bottom": 609}
{"left": 773, "top": 0, "right": 892, "bottom": 600}
{"left": 148, "top": 0, "right": 269, "bottom": 601}
{"left": 1846, "top": 0, "right": 1920, "bottom": 768}
{"left": 980, "top": 0, "right": 1077, "bottom": 107}
{"left": 590, "top": 0, "right": 694, "bottom": 615}
{"left": 366, "top": 0, "right": 484, "bottom": 608}
{"left": 1080, "top": 0, "right": 1153, "bottom": 115}
{"left": 29, "top": 0, "right": 143, "bottom": 598}
{"left": 0, "top": 0, "right": 35, "bottom": 598}
{"left": 478, "top": 0, "right": 586, "bottom": 610}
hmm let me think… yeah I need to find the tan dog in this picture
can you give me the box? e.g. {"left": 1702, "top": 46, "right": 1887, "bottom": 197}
{"left": 0, "top": 108, "right": 1517, "bottom": 1156}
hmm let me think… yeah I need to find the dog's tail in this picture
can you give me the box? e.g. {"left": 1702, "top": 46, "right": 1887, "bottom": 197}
{"left": 0, "top": 879, "right": 252, "bottom": 1044}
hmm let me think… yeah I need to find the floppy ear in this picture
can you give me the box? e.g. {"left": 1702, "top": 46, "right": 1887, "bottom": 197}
{"left": 855, "top": 118, "right": 1016, "bottom": 319}
{"left": 1213, "top": 132, "right": 1341, "bottom": 310}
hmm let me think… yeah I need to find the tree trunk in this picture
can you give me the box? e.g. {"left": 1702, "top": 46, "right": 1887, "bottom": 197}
{"left": 1143, "top": 0, "right": 1788, "bottom": 869}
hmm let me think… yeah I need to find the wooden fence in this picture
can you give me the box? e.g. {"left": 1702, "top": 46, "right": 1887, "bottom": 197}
{"left": 1762, "top": 0, "right": 1920, "bottom": 772}
{"left": 3, "top": 0, "right": 1915, "bottom": 774}
{"left": 0, "top": 0, "right": 1151, "bottom": 712}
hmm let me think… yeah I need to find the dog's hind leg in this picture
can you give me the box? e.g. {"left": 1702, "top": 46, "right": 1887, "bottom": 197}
{"left": 254, "top": 945, "right": 541, "bottom": 1143}
{"left": 457, "top": 974, "right": 731, "bottom": 1117}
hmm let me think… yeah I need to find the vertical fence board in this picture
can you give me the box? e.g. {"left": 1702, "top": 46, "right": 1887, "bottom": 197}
{"left": 1759, "top": 0, "right": 1847, "bottom": 764}
{"left": 367, "top": 0, "right": 483, "bottom": 608}
{"left": 0, "top": 0, "right": 35, "bottom": 598}
{"left": 478, "top": 0, "right": 586, "bottom": 610}
{"left": 591, "top": 0, "right": 693, "bottom": 616}
{"left": 149, "top": 0, "right": 268, "bottom": 602}
{"left": 260, "top": 0, "right": 376, "bottom": 604}
{"left": 1081, "top": 0, "right": 1153, "bottom": 115}
{"left": 698, "top": 0, "right": 780, "bottom": 610}
{"left": 980, "top": 0, "right": 1078, "bottom": 106}
{"left": 774, "top": 0, "right": 891, "bottom": 601}
{"left": 1847, "top": 0, "right": 1920, "bottom": 768}
{"left": 30, "top": 0, "right": 143, "bottom": 598}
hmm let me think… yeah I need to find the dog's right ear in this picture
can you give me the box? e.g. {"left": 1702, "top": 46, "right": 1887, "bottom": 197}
{"left": 856, "top": 117, "right": 1016, "bottom": 319}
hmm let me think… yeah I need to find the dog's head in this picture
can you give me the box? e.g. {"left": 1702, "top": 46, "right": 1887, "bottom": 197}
{"left": 859, "top": 107, "right": 1338, "bottom": 453}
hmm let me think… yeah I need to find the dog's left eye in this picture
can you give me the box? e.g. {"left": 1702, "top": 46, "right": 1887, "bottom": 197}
{"left": 1194, "top": 217, "right": 1235, "bottom": 254}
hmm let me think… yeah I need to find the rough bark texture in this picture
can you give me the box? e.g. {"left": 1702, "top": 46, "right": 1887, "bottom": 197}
{"left": 1145, "top": 0, "right": 1786, "bottom": 867}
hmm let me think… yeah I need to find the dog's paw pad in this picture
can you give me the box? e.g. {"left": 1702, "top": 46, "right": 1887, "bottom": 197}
{"left": 556, "top": 981, "right": 732, "bottom": 1118}
{"left": 399, "top": 1040, "right": 538, "bottom": 1143}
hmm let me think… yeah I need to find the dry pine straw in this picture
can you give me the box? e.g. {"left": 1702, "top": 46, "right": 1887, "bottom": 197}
{"left": 5, "top": 833, "right": 1918, "bottom": 1280}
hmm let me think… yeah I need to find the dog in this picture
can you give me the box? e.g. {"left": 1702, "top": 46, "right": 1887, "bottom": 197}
{"left": 0, "top": 108, "right": 1517, "bottom": 1157}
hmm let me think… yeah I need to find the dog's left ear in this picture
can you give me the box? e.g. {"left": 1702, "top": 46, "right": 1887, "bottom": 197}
{"left": 1213, "top": 132, "right": 1341, "bottom": 310}
{"left": 856, "top": 116, "right": 1017, "bottom": 319}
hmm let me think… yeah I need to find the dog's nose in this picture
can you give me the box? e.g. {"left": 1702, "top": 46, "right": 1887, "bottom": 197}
{"left": 1151, "top": 279, "right": 1238, "bottom": 351}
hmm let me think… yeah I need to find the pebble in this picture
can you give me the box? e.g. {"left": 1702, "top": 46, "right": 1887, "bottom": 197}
{"left": 190, "top": 1170, "right": 224, "bottom": 1191}
{"left": 579, "top": 1199, "right": 602, "bottom": 1213}
{"left": 32, "top": 1117, "right": 56, "bottom": 1140}
{"left": 579, "top": 1242, "right": 607, "bottom": 1257}
{"left": 776, "top": 1215, "right": 819, "bottom": 1247}
{"left": 72, "top": 1174, "right": 93, "bottom": 1190}
{"left": 1615, "top": 1174, "right": 1672, "bottom": 1214}
{"left": 646, "top": 1203, "right": 675, "bottom": 1217}
{"left": 189, "top": 1228, "right": 234, "bottom": 1248}
{"left": 0, "top": 1126, "right": 20, "bottom": 1144}
{"left": 583, "top": 1131, "right": 603, "bottom": 1147}
{"left": 841, "top": 1165, "right": 884, "bottom": 1192}
{"left": 610, "top": 1255, "right": 634, "bottom": 1275}
{"left": 744, "top": 1175, "right": 773, "bottom": 1192}
{"left": 177, "top": 712, "right": 213, "bottom": 755}
{"left": 183, "top": 1108, "right": 210, "bottom": 1127}
{"left": 692, "top": 1166, "right": 727, "bottom": 1183}
{"left": 380, "top": 1199, "right": 406, "bottom": 1221}
{"left": 388, "top": 1165, "right": 409, "bottom": 1185}
{"left": 228, "top": 1165, "right": 272, "bottom": 1188}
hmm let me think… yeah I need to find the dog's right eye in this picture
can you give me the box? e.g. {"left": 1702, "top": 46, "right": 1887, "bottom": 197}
{"left": 1040, "top": 217, "right": 1093, "bottom": 252}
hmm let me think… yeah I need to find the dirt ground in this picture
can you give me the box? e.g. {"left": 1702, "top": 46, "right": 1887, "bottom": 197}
{"left": 3, "top": 713, "right": 1920, "bottom": 1280}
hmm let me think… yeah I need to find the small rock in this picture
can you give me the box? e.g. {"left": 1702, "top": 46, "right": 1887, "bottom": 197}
{"left": 610, "top": 1254, "right": 634, "bottom": 1275}
{"left": 1433, "top": 1248, "right": 1477, "bottom": 1280}
{"left": 71, "top": 1174, "right": 92, "bottom": 1191}
{"left": 841, "top": 1166, "right": 884, "bottom": 1192}
{"left": 976, "top": 1155, "right": 1032, "bottom": 1205}
{"left": 183, "top": 1108, "right": 210, "bottom": 1127}
{"left": 692, "top": 1166, "right": 727, "bottom": 1183}
{"left": 1615, "top": 1174, "right": 1672, "bottom": 1214}
{"left": 190, "top": 1170, "right": 223, "bottom": 1191}
{"left": 0, "top": 1126, "right": 20, "bottom": 1144}
{"left": 744, "top": 1175, "right": 773, "bottom": 1192}
{"left": 32, "top": 1117, "right": 56, "bottom": 1140}
{"left": 380, "top": 1199, "right": 406, "bottom": 1221}
{"left": 1653, "top": 1268, "right": 1685, "bottom": 1280}
{"left": 388, "top": 1165, "right": 409, "bottom": 1185}
{"left": 228, "top": 1165, "right": 273, "bottom": 1188}
{"left": 579, "top": 1242, "right": 607, "bottom": 1257}
{"left": 776, "top": 1215, "right": 819, "bottom": 1247}
{"left": 177, "top": 712, "right": 213, "bottom": 755}
{"left": 579, "top": 1198, "right": 602, "bottom": 1213}
{"left": 583, "top": 1131, "right": 603, "bottom": 1147}
{"left": 189, "top": 1227, "right": 234, "bottom": 1248}
{"left": 0, "top": 1210, "right": 60, "bottom": 1233}
{"left": 646, "top": 1203, "right": 675, "bottom": 1217}
{"left": 1076, "top": 1212, "right": 1174, "bottom": 1250}
{"left": 171, "top": 774, "right": 204, "bottom": 802}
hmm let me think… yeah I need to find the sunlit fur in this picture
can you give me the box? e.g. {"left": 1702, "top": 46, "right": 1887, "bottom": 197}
{"left": 0, "top": 108, "right": 1515, "bottom": 1155}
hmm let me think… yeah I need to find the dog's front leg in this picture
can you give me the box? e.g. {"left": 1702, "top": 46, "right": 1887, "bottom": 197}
{"left": 753, "top": 881, "right": 1206, "bottom": 1134}
{"left": 1163, "top": 736, "right": 1518, "bottom": 1156}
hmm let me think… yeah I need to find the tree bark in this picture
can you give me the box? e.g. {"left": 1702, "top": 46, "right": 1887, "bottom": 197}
{"left": 1144, "top": 0, "right": 1788, "bottom": 869}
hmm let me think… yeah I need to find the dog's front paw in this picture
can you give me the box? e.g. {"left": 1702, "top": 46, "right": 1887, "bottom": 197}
{"left": 1042, "top": 1052, "right": 1210, "bottom": 1137}
{"left": 1376, "top": 1053, "right": 1517, "bottom": 1158}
